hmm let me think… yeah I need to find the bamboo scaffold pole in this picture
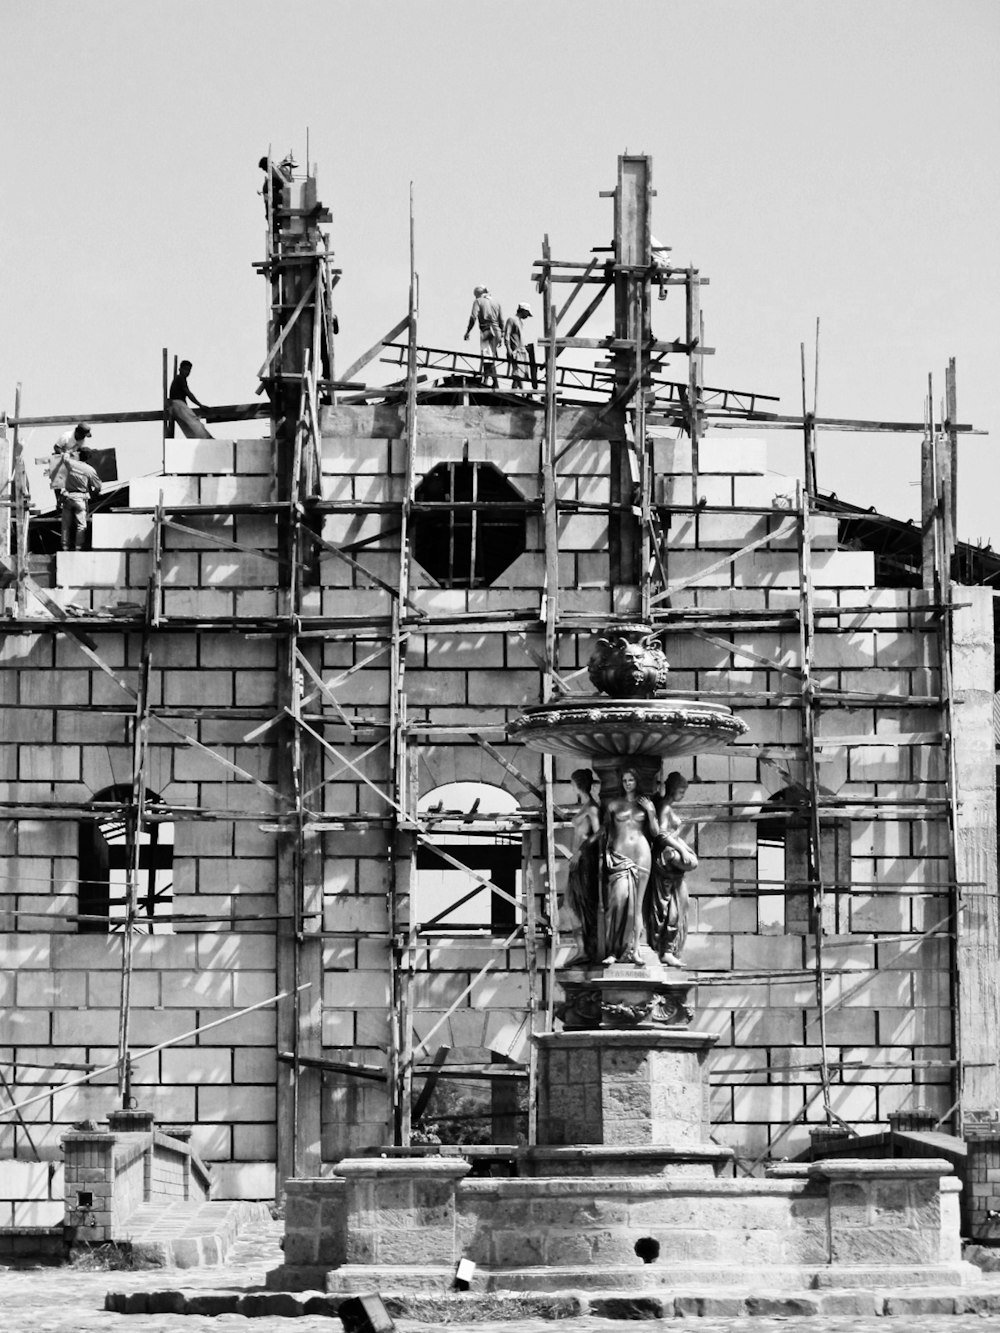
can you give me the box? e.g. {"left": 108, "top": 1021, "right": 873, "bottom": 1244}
{"left": 116, "top": 518, "right": 158, "bottom": 1104}
{"left": 796, "top": 483, "right": 834, "bottom": 1125}
{"left": 538, "top": 247, "right": 562, "bottom": 1097}
{"left": 391, "top": 183, "right": 420, "bottom": 1145}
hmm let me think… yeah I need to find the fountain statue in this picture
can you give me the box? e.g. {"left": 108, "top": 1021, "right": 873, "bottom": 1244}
{"left": 508, "top": 624, "right": 747, "bottom": 1029}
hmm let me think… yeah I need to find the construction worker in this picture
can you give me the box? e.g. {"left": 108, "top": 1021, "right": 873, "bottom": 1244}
{"left": 51, "top": 437, "right": 102, "bottom": 551}
{"left": 49, "top": 422, "right": 92, "bottom": 513}
{"left": 504, "top": 303, "right": 532, "bottom": 390}
{"left": 168, "top": 359, "right": 213, "bottom": 438}
{"left": 463, "top": 285, "right": 504, "bottom": 389}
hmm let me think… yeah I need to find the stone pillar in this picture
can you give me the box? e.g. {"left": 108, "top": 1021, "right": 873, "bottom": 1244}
{"left": 61, "top": 1130, "right": 117, "bottom": 1241}
{"left": 952, "top": 591, "right": 1000, "bottom": 1117}
{"left": 812, "top": 1158, "right": 963, "bottom": 1268}
{"left": 333, "top": 1157, "right": 471, "bottom": 1267}
{"left": 962, "top": 1116, "right": 1000, "bottom": 1240}
{"left": 534, "top": 1029, "right": 718, "bottom": 1148}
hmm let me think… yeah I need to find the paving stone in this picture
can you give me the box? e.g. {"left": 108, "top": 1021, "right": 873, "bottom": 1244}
{"left": 144, "top": 1288, "right": 188, "bottom": 1313}
{"left": 884, "top": 1292, "right": 960, "bottom": 1314}
{"left": 674, "top": 1293, "right": 746, "bottom": 1316}
{"left": 589, "top": 1293, "right": 667, "bottom": 1318}
{"left": 184, "top": 1291, "right": 241, "bottom": 1315}
{"left": 817, "top": 1288, "right": 881, "bottom": 1315}
{"left": 745, "top": 1292, "right": 822, "bottom": 1316}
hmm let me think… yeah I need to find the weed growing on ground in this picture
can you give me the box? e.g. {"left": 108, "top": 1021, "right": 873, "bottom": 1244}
{"left": 69, "top": 1241, "right": 137, "bottom": 1272}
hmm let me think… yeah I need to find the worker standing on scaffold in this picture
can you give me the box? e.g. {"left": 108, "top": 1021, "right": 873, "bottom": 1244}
{"left": 464, "top": 285, "right": 504, "bottom": 389}
{"left": 50, "top": 429, "right": 102, "bottom": 551}
{"left": 504, "top": 302, "right": 532, "bottom": 390}
{"left": 168, "top": 359, "right": 213, "bottom": 439}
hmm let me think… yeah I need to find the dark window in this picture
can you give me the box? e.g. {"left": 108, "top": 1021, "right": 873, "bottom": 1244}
{"left": 415, "top": 843, "right": 520, "bottom": 934}
{"left": 757, "top": 786, "right": 852, "bottom": 935}
{"left": 79, "top": 785, "right": 174, "bottom": 934}
{"left": 412, "top": 462, "right": 526, "bottom": 588}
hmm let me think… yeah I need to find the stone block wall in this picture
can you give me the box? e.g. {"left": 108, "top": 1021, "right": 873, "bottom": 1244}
{"left": 0, "top": 403, "right": 990, "bottom": 1213}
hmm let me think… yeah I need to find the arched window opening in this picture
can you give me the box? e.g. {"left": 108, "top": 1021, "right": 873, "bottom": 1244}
{"left": 79, "top": 785, "right": 174, "bottom": 934}
{"left": 411, "top": 780, "right": 527, "bottom": 1146}
{"left": 412, "top": 462, "right": 526, "bottom": 588}
{"left": 415, "top": 782, "right": 522, "bottom": 934}
{"left": 756, "top": 786, "right": 850, "bottom": 935}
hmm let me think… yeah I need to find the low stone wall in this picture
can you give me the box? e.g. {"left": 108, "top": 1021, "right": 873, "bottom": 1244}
{"left": 62, "top": 1119, "right": 213, "bottom": 1243}
{"left": 274, "top": 1155, "right": 971, "bottom": 1294}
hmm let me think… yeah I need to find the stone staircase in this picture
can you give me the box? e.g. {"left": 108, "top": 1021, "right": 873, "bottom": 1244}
{"left": 120, "top": 1199, "right": 273, "bottom": 1268}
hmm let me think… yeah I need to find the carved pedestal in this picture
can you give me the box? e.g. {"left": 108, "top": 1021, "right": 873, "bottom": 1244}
{"left": 534, "top": 1028, "right": 724, "bottom": 1164}
{"left": 556, "top": 959, "right": 695, "bottom": 1029}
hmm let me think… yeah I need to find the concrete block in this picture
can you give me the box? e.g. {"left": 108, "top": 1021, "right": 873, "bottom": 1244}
{"left": 161, "top": 588, "right": 234, "bottom": 617}
{"left": 201, "top": 553, "right": 281, "bottom": 587}
{"left": 211, "top": 1161, "right": 276, "bottom": 1199}
{"left": 199, "top": 476, "right": 273, "bottom": 505}
{"left": 557, "top": 514, "right": 608, "bottom": 550}
{"left": 18, "top": 746, "right": 81, "bottom": 782}
{"left": 54, "top": 553, "right": 126, "bottom": 587}
{"left": 323, "top": 438, "right": 391, "bottom": 475}
{"left": 812, "top": 550, "right": 875, "bottom": 587}
{"left": 325, "top": 970, "right": 390, "bottom": 1008}
{"left": 16, "top": 969, "right": 87, "bottom": 1008}
{"left": 233, "top": 1123, "right": 276, "bottom": 1160}
{"left": 700, "top": 436, "right": 766, "bottom": 474}
{"left": 166, "top": 440, "right": 236, "bottom": 473}
{"left": 698, "top": 512, "right": 768, "bottom": 548}
{"left": 130, "top": 476, "right": 199, "bottom": 507}
{"left": 90, "top": 513, "right": 156, "bottom": 548}
{"left": 649, "top": 434, "right": 692, "bottom": 475}
{"left": 199, "top": 1084, "right": 275, "bottom": 1122}
{"left": 195, "top": 1010, "right": 276, "bottom": 1046}
{"left": 234, "top": 439, "right": 274, "bottom": 473}
{"left": 162, "top": 970, "right": 234, "bottom": 1007}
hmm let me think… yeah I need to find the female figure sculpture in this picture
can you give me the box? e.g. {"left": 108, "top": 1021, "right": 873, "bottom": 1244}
{"left": 646, "top": 770, "right": 698, "bottom": 965}
{"left": 601, "top": 766, "right": 657, "bottom": 964}
{"left": 563, "top": 768, "right": 601, "bottom": 964}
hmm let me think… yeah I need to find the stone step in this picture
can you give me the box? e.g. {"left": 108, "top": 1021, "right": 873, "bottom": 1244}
{"left": 107, "top": 1199, "right": 273, "bottom": 1268}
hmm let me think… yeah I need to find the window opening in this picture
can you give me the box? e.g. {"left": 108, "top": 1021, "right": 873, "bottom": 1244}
{"left": 412, "top": 462, "right": 526, "bottom": 588}
{"left": 757, "top": 785, "right": 851, "bottom": 935}
{"left": 78, "top": 784, "right": 174, "bottom": 934}
{"left": 415, "top": 782, "right": 522, "bottom": 934}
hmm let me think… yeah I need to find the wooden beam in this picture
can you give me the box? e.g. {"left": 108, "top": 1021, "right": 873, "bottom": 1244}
{"left": 340, "top": 314, "right": 412, "bottom": 384}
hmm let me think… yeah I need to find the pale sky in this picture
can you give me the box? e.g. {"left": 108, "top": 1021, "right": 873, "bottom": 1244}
{"left": 3, "top": 0, "right": 998, "bottom": 545}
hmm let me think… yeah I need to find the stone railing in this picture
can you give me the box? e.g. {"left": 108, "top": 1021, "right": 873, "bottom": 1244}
{"left": 61, "top": 1112, "right": 212, "bottom": 1243}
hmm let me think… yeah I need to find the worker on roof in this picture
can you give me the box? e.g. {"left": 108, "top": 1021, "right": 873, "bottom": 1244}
{"left": 463, "top": 285, "right": 504, "bottom": 390}
{"left": 504, "top": 303, "right": 533, "bottom": 391}
{"left": 168, "top": 359, "right": 213, "bottom": 439}
{"left": 50, "top": 436, "right": 102, "bottom": 552}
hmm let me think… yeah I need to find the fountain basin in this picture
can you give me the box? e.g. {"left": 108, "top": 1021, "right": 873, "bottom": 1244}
{"left": 507, "top": 697, "right": 747, "bottom": 760}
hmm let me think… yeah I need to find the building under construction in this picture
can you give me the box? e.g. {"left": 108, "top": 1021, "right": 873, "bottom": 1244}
{"left": 1, "top": 153, "right": 997, "bottom": 1234}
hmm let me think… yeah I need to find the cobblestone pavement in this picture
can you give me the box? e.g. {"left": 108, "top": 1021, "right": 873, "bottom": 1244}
{"left": 4, "top": 1222, "right": 1000, "bottom": 1332}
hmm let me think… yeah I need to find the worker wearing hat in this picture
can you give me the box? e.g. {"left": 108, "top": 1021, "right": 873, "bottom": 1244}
{"left": 48, "top": 423, "right": 92, "bottom": 513}
{"left": 463, "top": 285, "right": 504, "bottom": 389}
{"left": 504, "top": 303, "right": 533, "bottom": 391}
{"left": 48, "top": 423, "right": 101, "bottom": 551}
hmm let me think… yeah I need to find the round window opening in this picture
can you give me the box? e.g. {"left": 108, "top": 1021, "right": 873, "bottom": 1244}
{"left": 413, "top": 461, "right": 526, "bottom": 588}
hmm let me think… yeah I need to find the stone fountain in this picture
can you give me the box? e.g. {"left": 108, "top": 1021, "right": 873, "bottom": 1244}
{"left": 507, "top": 625, "right": 746, "bottom": 1173}
{"left": 270, "top": 626, "right": 974, "bottom": 1297}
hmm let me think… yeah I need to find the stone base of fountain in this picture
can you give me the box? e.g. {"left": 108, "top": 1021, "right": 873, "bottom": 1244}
{"left": 533, "top": 1029, "right": 724, "bottom": 1173}
{"left": 269, "top": 1157, "right": 974, "bottom": 1295}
